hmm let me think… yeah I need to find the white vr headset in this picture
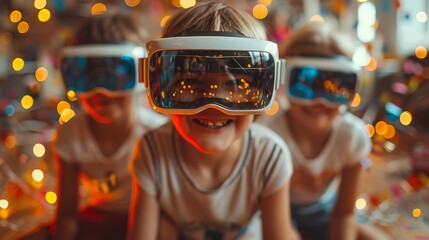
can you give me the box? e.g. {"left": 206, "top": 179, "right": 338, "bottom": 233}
{"left": 139, "top": 34, "right": 285, "bottom": 115}
{"left": 59, "top": 44, "right": 147, "bottom": 96}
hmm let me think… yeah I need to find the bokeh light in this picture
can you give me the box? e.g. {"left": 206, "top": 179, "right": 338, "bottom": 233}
{"left": 12, "top": 58, "right": 25, "bottom": 71}
{"left": 415, "top": 46, "right": 427, "bottom": 59}
{"left": 35, "top": 67, "right": 48, "bottom": 81}
{"left": 32, "top": 169, "right": 44, "bottom": 182}
{"left": 351, "top": 93, "right": 361, "bottom": 107}
{"left": 45, "top": 192, "right": 57, "bottom": 204}
{"left": 160, "top": 15, "right": 171, "bottom": 28}
{"left": 34, "top": 0, "right": 47, "bottom": 9}
{"left": 399, "top": 111, "right": 412, "bottom": 125}
{"left": 125, "top": 0, "right": 140, "bottom": 7}
{"left": 38, "top": 9, "right": 51, "bottom": 22}
{"left": 21, "top": 95, "right": 34, "bottom": 109}
{"left": 310, "top": 15, "right": 324, "bottom": 23}
{"left": 33, "top": 143, "right": 46, "bottom": 157}
{"left": 265, "top": 100, "right": 279, "bottom": 116}
{"left": 252, "top": 4, "right": 268, "bottom": 19}
{"left": 10, "top": 10, "right": 22, "bottom": 23}
{"left": 91, "top": 3, "right": 107, "bottom": 15}
{"left": 0, "top": 199, "right": 9, "bottom": 209}
{"left": 365, "top": 124, "right": 375, "bottom": 137}
{"left": 355, "top": 198, "right": 367, "bottom": 210}
{"left": 67, "top": 90, "right": 78, "bottom": 102}
{"left": 375, "top": 121, "right": 388, "bottom": 136}
{"left": 412, "top": 208, "right": 421, "bottom": 218}
{"left": 4, "top": 135, "right": 17, "bottom": 149}
{"left": 60, "top": 108, "right": 76, "bottom": 123}
{"left": 180, "top": 0, "right": 196, "bottom": 9}
{"left": 364, "top": 57, "right": 378, "bottom": 71}
{"left": 17, "top": 21, "right": 30, "bottom": 34}
{"left": 56, "top": 101, "right": 71, "bottom": 115}
{"left": 416, "top": 11, "right": 427, "bottom": 22}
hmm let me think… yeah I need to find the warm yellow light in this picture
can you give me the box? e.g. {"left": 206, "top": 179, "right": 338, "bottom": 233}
{"left": 253, "top": 4, "right": 268, "bottom": 19}
{"left": 412, "top": 208, "right": 421, "bottom": 218}
{"left": 415, "top": 46, "right": 427, "bottom": 59}
{"left": 365, "top": 124, "right": 375, "bottom": 137}
{"left": 91, "top": 3, "right": 107, "bottom": 15}
{"left": 160, "top": 15, "right": 171, "bottom": 28}
{"left": 180, "top": 0, "right": 196, "bottom": 9}
{"left": 17, "top": 21, "right": 30, "bottom": 34}
{"left": 171, "top": 0, "right": 181, "bottom": 8}
{"left": 125, "top": 0, "right": 140, "bottom": 7}
{"left": 310, "top": 15, "right": 325, "bottom": 23}
{"left": 32, "top": 169, "right": 44, "bottom": 182}
{"left": 33, "top": 143, "right": 46, "bottom": 157}
{"left": 265, "top": 100, "right": 279, "bottom": 116}
{"left": 34, "top": 0, "right": 47, "bottom": 9}
{"left": 375, "top": 121, "right": 388, "bottom": 136}
{"left": 61, "top": 108, "right": 76, "bottom": 123}
{"left": 45, "top": 192, "right": 57, "bottom": 204}
{"left": 355, "top": 198, "right": 367, "bottom": 210}
{"left": 57, "top": 101, "right": 71, "bottom": 115}
{"left": 35, "top": 67, "right": 48, "bottom": 81}
{"left": 38, "top": 9, "right": 51, "bottom": 22}
{"left": 21, "top": 95, "right": 34, "bottom": 109}
{"left": 350, "top": 93, "right": 361, "bottom": 107}
{"left": 364, "top": 57, "right": 378, "bottom": 71}
{"left": 0, "top": 199, "right": 9, "bottom": 209}
{"left": 384, "top": 124, "right": 396, "bottom": 139}
{"left": 400, "top": 111, "right": 412, "bottom": 125}
{"left": 67, "top": 90, "right": 78, "bottom": 101}
{"left": 10, "top": 10, "right": 22, "bottom": 23}
{"left": 4, "top": 135, "right": 16, "bottom": 149}
{"left": 12, "top": 57, "right": 24, "bottom": 71}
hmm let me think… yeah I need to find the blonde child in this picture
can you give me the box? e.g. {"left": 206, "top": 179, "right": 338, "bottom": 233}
{"left": 127, "top": 1, "right": 295, "bottom": 240}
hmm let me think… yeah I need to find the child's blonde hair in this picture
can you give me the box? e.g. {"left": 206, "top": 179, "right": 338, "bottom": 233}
{"left": 161, "top": 1, "right": 267, "bottom": 40}
{"left": 281, "top": 22, "right": 357, "bottom": 59}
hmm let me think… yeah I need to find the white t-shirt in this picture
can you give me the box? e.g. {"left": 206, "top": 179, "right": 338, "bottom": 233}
{"left": 262, "top": 111, "right": 371, "bottom": 205}
{"left": 54, "top": 107, "right": 167, "bottom": 212}
{"left": 131, "top": 122, "right": 293, "bottom": 240}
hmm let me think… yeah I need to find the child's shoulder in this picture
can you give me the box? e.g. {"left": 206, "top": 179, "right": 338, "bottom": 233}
{"left": 249, "top": 122, "right": 289, "bottom": 148}
{"left": 337, "top": 112, "right": 367, "bottom": 132}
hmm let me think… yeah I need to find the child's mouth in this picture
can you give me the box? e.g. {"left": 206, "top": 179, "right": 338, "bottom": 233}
{"left": 193, "top": 119, "right": 232, "bottom": 129}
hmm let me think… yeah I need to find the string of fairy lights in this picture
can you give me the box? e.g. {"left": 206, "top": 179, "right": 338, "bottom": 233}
{"left": 0, "top": 0, "right": 429, "bottom": 236}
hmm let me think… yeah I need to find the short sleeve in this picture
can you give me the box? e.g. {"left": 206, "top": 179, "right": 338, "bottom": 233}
{"left": 129, "top": 133, "right": 159, "bottom": 197}
{"left": 251, "top": 124, "right": 293, "bottom": 197}
{"left": 345, "top": 114, "right": 372, "bottom": 165}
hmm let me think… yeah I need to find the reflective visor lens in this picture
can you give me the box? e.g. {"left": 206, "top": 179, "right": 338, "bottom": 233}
{"left": 148, "top": 50, "right": 276, "bottom": 112}
{"left": 288, "top": 66, "right": 357, "bottom": 105}
{"left": 60, "top": 56, "right": 136, "bottom": 93}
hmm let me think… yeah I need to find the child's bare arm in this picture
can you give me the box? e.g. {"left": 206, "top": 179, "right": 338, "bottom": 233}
{"left": 127, "top": 180, "right": 160, "bottom": 240}
{"left": 53, "top": 159, "right": 79, "bottom": 240}
{"left": 329, "top": 163, "right": 362, "bottom": 240}
{"left": 261, "top": 181, "right": 297, "bottom": 240}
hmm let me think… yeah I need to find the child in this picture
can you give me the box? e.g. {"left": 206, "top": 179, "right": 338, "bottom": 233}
{"left": 127, "top": 1, "right": 295, "bottom": 240}
{"left": 260, "top": 22, "right": 392, "bottom": 240}
{"left": 52, "top": 13, "right": 167, "bottom": 240}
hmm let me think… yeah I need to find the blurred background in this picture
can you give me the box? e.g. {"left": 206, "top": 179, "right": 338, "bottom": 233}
{"left": 0, "top": 0, "right": 428, "bottom": 239}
